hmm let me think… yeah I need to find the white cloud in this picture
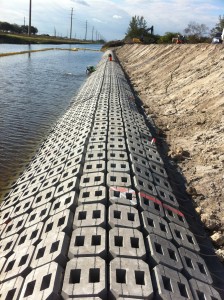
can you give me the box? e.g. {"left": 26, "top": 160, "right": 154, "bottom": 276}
{"left": 113, "top": 15, "right": 122, "bottom": 19}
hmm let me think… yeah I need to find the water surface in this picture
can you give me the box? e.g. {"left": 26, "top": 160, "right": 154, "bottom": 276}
{"left": 0, "top": 44, "right": 102, "bottom": 193}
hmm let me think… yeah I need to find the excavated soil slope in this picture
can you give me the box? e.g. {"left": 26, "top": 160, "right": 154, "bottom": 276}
{"left": 116, "top": 44, "right": 224, "bottom": 260}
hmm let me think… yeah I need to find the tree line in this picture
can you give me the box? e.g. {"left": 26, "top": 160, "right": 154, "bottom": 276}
{"left": 0, "top": 21, "right": 38, "bottom": 35}
{"left": 124, "top": 15, "right": 224, "bottom": 44}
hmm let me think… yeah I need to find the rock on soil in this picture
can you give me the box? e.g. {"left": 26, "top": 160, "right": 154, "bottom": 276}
{"left": 116, "top": 44, "right": 224, "bottom": 260}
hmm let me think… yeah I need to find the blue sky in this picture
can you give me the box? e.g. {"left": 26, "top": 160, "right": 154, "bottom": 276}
{"left": 0, "top": 0, "right": 223, "bottom": 40}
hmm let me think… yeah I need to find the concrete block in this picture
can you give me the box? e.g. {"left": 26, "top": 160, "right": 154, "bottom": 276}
{"left": 0, "top": 234, "right": 18, "bottom": 258}
{"left": 68, "top": 227, "right": 106, "bottom": 259}
{"left": 133, "top": 176, "right": 157, "bottom": 195}
{"left": 146, "top": 234, "right": 183, "bottom": 271}
{"left": 109, "top": 204, "right": 140, "bottom": 229}
{"left": 15, "top": 169, "right": 35, "bottom": 185}
{"left": 107, "top": 142, "right": 126, "bottom": 151}
{"left": 25, "top": 203, "right": 51, "bottom": 228}
{"left": 109, "top": 117, "right": 123, "bottom": 124}
{"left": 29, "top": 172, "right": 48, "bottom": 186}
{"left": 87, "top": 142, "right": 106, "bottom": 152}
{"left": 62, "top": 257, "right": 106, "bottom": 299}
{"left": 0, "top": 245, "right": 34, "bottom": 282}
{"left": 89, "top": 135, "right": 107, "bottom": 143}
{"left": 164, "top": 204, "right": 189, "bottom": 228}
{"left": 38, "top": 174, "right": 60, "bottom": 192}
{"left": 0, "top": 257, "right": 6, "bottom": 273}
{"left": 109, "top": 227, "right": 146, "bottom": 259}
{"left": 107, "top": 150, "right": 128, "bottom": 161}
{"left": 126, "top": 132, "right": 141, "bottom": 144}
{"left": 65, "top": 155, "right": 84, "bottom": 169}
{"left": 42, "top": 209, "right": 74, "bottom": 237}
{"left": 21, "top": 183, "right": 42, "bottom": 200}
{"left": 132, "top": 163, "right": 153, "bottom": 182}
{"left": 60, "top": 164, "right": 82, "bottom": 182}
{"left": 110, "top": 257, "right": 153, "bottom": 299}
{"left": 91, "top": 129, "right": 107, "bottom": 137}
{"left": 125, "top": 127, "right": 139, "bottom": 137}
{"left": 54, "top": 177, "right": 79, "bottom": 198}
{"left": 107, "top": 172, "right": 131, "bottom": 187}
{"left": 78, "top": 186, "right": 106, "bottom": 205}
{"left": 141, "top": 211, "right": 172, "bottom": 240}
{"left": 32, "top": 186, "right": 55, "bottom": 208}
{"left": 148, "top": 161, "right": 168, "bottom": 178}
{"left": 35, "top": 164, "right": 52, "bottom": 176}
{"left": 85, "top": 150, "right": 106, "bottom": 161}
{"left": 8, "top": 182, "right": 29, "bottom": 198}
{"left": 146, "top": 150, "right": 164, "bottom": 166}
{"left": 126, "top": 138, "right": 142, "bottom": 151}
{"left": 189, "top": 278, "right": 221, "bottom": 300}
{"left": 0, "top": 206, "right": 14, "bottom": 225}
{"left": 138, "top": 192, "right": 164, "bottom": 217}
{"left": 15, "top": 222, "right": 43, "bottom": 249}
{"left": 156, "top": 186, "right": 179, "bottom": 207}
{"left": 152, "top": 264, "right": 193, "bottom": 300}
{"left": 170, "top": 223, "right": 200, "bottom": 252}
{"left": 31, "top": 232, "right": 69, "bottom": 269}
{"left": 152, "top": 173, "right": 172, "bottom": 192}
{"left": 19, "top": 262, "right": 63, "bottom": 300}
{"left": 67, "top": 146, "right": 85, "bottom": 160}
{"left": 109, "top": 186, "right": 137, "bottom": 206}
{"left": 107, "top": 160, "right": 130, "bottom": 173}
{"left": 83, "top": 161, "right": 106, "bottom": 174}
{"left": 108, "top": 129, "right": 124, "bottom": 137}
{"left": 129, "top": 153, "right": 149, "bottom": 169}
{"left": 50, "top": 191, "right": 78, "bottom": 215}
{"left": 73, "top": 204, "right": 105, "bottom": 229}
{"left": 1, "top": 214, "right": 28, "bottom": 239}
{"left": 128, "top": 144, "right": 146, "bottom": 158}
{"left": 0, "top": 276, "right": 24, "bottom": 300}
{"left": 179, "top": 247, "right": 213, "bottom": 284}
{"left": 80, "top": 172, "right": 105, "bottom": 189}
{"left": 0, "top": 194, "right": 21, "bottom": 211}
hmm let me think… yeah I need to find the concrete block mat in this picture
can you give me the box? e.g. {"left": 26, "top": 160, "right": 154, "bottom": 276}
{"left": 62, "top": 257, "right": 106, "bottom": 299}
{"left": 73, "top": 203, "right": 105, "bottom": 229}
{"left": 68, "top": 227, "right": 106, "bottom": 259}
{"left": 50, "top": 191, "right": 78, "bottom": 215}
{"left": 110, "top": 257, "right": 153, "bottom": 299}
{"left": 78, "top": 186, "right": 107, "bottom": 205}
{"left": 141, "top": 211, "right": 172, "bottom": 240}
{"left": 19, "top": 262, "right": 63, "bottom": 300}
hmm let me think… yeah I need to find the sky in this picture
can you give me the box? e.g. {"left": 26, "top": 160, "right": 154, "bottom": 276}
{"left": 0, "top": 0, "right": 223, "bottom": 41}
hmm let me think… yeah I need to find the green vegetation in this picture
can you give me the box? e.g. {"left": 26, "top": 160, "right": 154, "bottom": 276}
{"left": 124, "top": 16, "right": 156, "bottom": 43}
{"left": 0, "top": 21, "right": 38, "bottom": 34}
{"left": 0, "top": 32, "right": 100, "bottom": 45}
{"left": 211, "top": 15, "right": 224, "bottom": 36}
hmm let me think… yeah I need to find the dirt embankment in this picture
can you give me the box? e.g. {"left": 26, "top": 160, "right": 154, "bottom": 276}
{"left": 116, "top": 44, "right": 224, "bottom": 260}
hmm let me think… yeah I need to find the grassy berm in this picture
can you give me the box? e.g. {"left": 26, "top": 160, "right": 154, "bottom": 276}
{"left": 116, "top": 43, "right": 224, "bottom": 261}
{"left": 0, "top": 32, "right": 92, "bottom": 44}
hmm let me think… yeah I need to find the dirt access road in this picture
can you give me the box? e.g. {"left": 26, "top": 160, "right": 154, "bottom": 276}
{"left": 116, "top": 44, "right": 224, "bottom": 260}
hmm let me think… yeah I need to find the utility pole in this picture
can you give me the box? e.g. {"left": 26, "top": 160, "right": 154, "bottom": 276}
{"left": 84, "top": 20, "right": 87, "bottom": 40}
{"left": 92, "top": 26, "right": 94, "bottom": 42}
{"left": 24, "top": 17, "right": 25, "bottom": 26}
{"left": 70, "top": 8, "right": 73, "bottom": 40}
{"left": 28, "top": 0, "right": 32, "bottom": 36}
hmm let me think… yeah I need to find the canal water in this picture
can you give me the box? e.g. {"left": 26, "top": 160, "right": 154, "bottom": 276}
{"left": 0, "top": 44, "right": 103, "bottom": 195}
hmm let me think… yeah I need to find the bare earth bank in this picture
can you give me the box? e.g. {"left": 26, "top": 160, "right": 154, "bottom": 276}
{"left": 116, "top": 44, "right": 224, "bottom": 260}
